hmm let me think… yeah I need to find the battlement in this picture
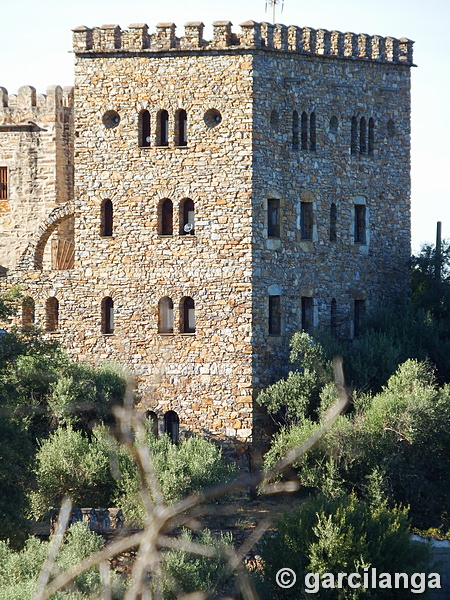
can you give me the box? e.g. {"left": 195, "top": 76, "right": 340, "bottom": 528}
{"left": 72, "top": 20, "right": 414, "bottom": 65}
{"left": 0, "top": 86, "right": 73, "bottom": 125}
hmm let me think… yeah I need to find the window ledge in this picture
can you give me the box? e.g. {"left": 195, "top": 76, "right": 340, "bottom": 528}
{"left": 102, "top": 333, "right": 115, "bottom": 337}
{"left": 158, "top": 332, "right": 174, "bottom": 336}
{"left": 180, "top": 332, "right": 196, "bottom": 336}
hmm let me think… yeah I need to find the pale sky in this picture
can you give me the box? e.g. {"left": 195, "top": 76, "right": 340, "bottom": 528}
{"left": 1, "top": 0, "right": 448, "bottom": 251}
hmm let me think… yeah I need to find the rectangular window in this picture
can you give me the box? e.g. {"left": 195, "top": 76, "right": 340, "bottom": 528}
{"left": 301, "top": 297, "right": 314, "bottom": 333}
{"left": 301, "top": 202, "right": 313, "bottom": 240}
{"left": 0, "top": 168, "right": 7, "bottom": 200}
{"left": 354, "top": 299, "right": 365, "bottom": 337}
{"left": 267, "top": 199, "right": 280, "bottom": 238}
{"left": 354, "top": 205, "right": 366, "bottom": 244}
{"left": 268, "top": 295, "right": 281, "bottom": 335}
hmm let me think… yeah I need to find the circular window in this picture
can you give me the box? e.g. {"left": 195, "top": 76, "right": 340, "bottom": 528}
{"left": 204, "top": 108, "right": 222, "bottom": 128}
{"left": 102, "top": 110, "right": 120, "bottom": 129}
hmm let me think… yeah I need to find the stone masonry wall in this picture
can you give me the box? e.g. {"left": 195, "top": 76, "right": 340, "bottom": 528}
{"left": 0, "top": 85, "right": 73, "bottom": 271}
{"left": 4, "top": 20, "right": 413, "bottom": 449}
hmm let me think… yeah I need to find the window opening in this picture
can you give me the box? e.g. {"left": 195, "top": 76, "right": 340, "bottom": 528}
{"left": 177, "top": 109, "right": 187, "bottom": 146}
{"left": 351, "top": 116, "right": 358, "bottom": 155}
{"left": 268, "top": 295, "right": 281, "bottom": 335}
{"left": 368, "top": 118, "right": 375, "bottom": 155}
{"left": 301, "top": 202, "right": 313, "bottom": 240}
{"left": 360, "top": 117, "right": 367, "bottom": 154}
{"left": 161, "top": 199, "right": 173, "bottom": 235}
{"left": 139, "top": 110, "right": 151, "bottom": 147}
{"left": 164, "top": 411, "right": 179, "bottom": 444}
{"left": 146, "top": 411, "right": 159, "bottom": 438}
{"left": 181, "top": 199, "right": 194, "bottom": 235}
{"left": 0, "top": 167, "right": 7, "bottom": 200}
{"left": 267, "top": 198, "right": 280, "bottom": 238}
{"left": 181, "top": 297, "right": 195, "bottom": 333}
{"left": 309, "top": 112, "right": 316, "bottom": 151}
{"left": 158, "top": 297, "right": 174, "bottom": 334}
{"left": 101, "top": 297, "right": 114, "bottom": 334}
{"left": 301, "top": 297, "right": 314, "bottom": 333}
{"left": 330, "top": 203, "right": 337, "bottom": 242}
{"left": 101, "top": 199, "right": 113, "bottom": 237}
{"left": 292, "top": 111, "right": 299, "bottom": 150}
{"left": 46, "top": 297, "right": 59, "bottom": 332}
{"left": 301, "top": 112, "right": 308, "bottom": 150}
{"left": 159, "top": 110, "right": 169, "bottom": 146}
{"left": 354, "top": 204, "right": 366, "bottom": 244}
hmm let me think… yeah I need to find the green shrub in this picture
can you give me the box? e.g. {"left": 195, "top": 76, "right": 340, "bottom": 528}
{"left": 159, "top": 528, "right": 235, "bottom": 599}
{"left": 0, "top": 522, "right": 126, "bottom": 600}
{"left": 258, "top": 495, "right": 429, "bottom": 599}
{"left": 116, "top": 429, "right": 236, "bottom": 526}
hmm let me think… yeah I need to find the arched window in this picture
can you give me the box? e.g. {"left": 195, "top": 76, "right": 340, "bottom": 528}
{"left": 101, "top": 297, "right": 114, "bottom": 334}
{"left": 359, "top": 117, "right": 367, "bottom": 154}
{"left": 176, "top": 109, "right": 187, "bottom": 146}
{"left": 22, "top": 297, "right": 35, "bottom": 327}
{"left": 180, "top": 199, "right": 194, "bottom": 235}
{"left": 268, "top": 294, "right": 281, "bottom": 335}
{"left": 301, "top": 112, "right": 308, "bottom": 150}
{"left": 368, "top": 118, "right": 375, "bottom": 155}
{"left": 351, "top": 116, "right": 358, "bottom": 155}
{"left": 160, "top": 199, "right": 173, "bottom": 235}
{"left": 331, "top": 298, "right": 337, "bottom": 337}
{"left": 301, "top": 297, "right": 314, "bottom": 333}
{"left": 139, "top": 110, "right": 151, "bottom": 147}
{"left": 180, "top": 297, "right": 195, "bottom": 333}
{"left": 158, "top": 297, "right": 174, "bottom": 334}
{"left": 301, "top": 201, "right": 313, "bottom": 241}
{"left": 46, "top": 297, "right": 59, "bottom": 332}
{"left": 101, "top": 199, "right": 113, "bottom": 237}
{"left": 330, "top": 203, "right": 337, "bottom": 242}
{"left": 146, "top": 411, "right": 159, "bottom": 438}
{"left": 267, "top": 198, "right": 280, "bottom": 238}
{"left": 158, "top": 110, "right": 169, "bottom": 146}
{"left": 164, "top": 411, "right": 179, "bottom": 444}
{"left": 309, "top": 112, "right": 316, "bottom": 151}
{"left": 292, "top": 111, "right": 299, "bottom": 150}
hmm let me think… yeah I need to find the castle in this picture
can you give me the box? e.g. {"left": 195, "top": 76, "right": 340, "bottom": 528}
{"left": 0, "top": 20, "right": 413, "bottom": 452}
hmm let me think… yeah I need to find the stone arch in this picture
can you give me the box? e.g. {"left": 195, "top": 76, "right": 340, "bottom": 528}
{"left": 17, "top": 203, "right": 74, "bottom": 270}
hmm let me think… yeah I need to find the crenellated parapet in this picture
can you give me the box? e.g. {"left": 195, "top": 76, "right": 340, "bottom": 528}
{"left": 0, "top": 85, "right": 74, "bottom": 126}
{"left": 72, "top": 20, "right": 414, "bottom": 65}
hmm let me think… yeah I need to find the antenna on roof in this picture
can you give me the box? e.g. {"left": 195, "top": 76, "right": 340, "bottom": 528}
{"left": 265, "top": 0, "right": 284, "bottom": 24}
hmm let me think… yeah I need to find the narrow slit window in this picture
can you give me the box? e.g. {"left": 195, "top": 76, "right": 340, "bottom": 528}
{"left": 164, "top": 411, "right": 179, "bottom": 444}
{"left": 146, "top": 411, "right": 159, "bottom": 438}
{"left": 368, "top": 118, "right": 375, "bottom": 155}
{"left": 301, "top": 202, "right": 313, "bottom": 241}
{"left": 101, "top": 199, "right": 113, "bottom": 237}
{"left": 101, "top": 297, "right": 114, "bottom": 334}
{"left": 181, "top": 297, "right": 195, "bottom": 334}
{"left": 177, "top": 110, "right": 187, "bottom": 146}
{"left": 351, "top": 116, "right": 358, "bottom": 155}
{"left": 301, "top": 297, "right": 314, "bottom": 333}
{"left": 46, "top": 297, "right": 59, "bottom": 332}
{"left": 180, "top": 199, "right": 195, "bottom": 235}
{"left": 330, "top": 203, "right": 337, "bottom": 242}
{"left": 0, "top": 167, "right": 7, "bottom": 200}
{"left": 309, "top": 112, "right": 316, "bottom": 151}
{"left": 354, "top": 204, "right": 366, "bottom": 244}
{"left": 267, "top": 198, "right": 280, "bottom": 238}
{"left": 158, "top": 297, "right": 174, "bottom": 333}
{"left": 292, "top": 111, "right": 299, "bottom": 150}
{"left": 139, "top": 110, "right": 151, "bottom": 147}
{"left": 159, "top": 110, "right": 169, "bottom": 146}
{"left": 359, "top": 117, "right": 367, "bottom": 154}
{"left": 268, "top": 295, "right": 281, "bottom": 335}
{"left": 301, "top": 112, "right": 308, "bottom": 150}
{"left": 161, "top": 199, "right": 173, "bottom": 235}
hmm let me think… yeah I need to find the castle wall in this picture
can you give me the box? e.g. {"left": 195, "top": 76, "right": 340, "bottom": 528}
{"left": 0, "top": 86, "right": 73, "bottom": 271}
{"left": 250, "top": 47, "right": 411, "bottom": 388}
{"left": 4, "top": 20, "right": 413, "bottom": 449}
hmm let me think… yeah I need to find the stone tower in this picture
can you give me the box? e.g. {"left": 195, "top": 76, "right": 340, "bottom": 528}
{"left": 1, "top": 20, "right": 414, "bottom": 452}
